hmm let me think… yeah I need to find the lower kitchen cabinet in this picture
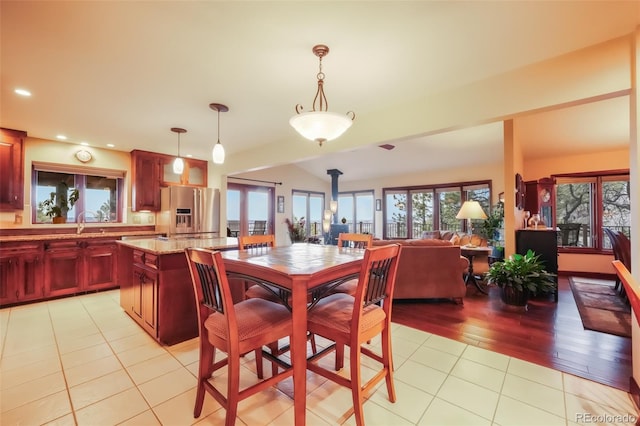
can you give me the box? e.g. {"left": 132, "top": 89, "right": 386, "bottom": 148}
{"left": 119, "top": 245, "right": 198, "bottom": 345}
{"left": 44, "top": 238, "right": 119, "bottom": 298}
{"left": 0, "top": 242, "right": 44, "bottom": 306}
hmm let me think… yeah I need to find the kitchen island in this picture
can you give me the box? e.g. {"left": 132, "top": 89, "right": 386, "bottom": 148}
{"left": 117, "top": 237, "right": 238, "bottom": 345}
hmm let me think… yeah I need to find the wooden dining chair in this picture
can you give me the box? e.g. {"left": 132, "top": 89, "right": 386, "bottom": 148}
{"left": 239, "top": 235, "right": 281, "bottom": 302}
{"left": 330, "top": 233, "right": 374, "bottom": 296}
{"left": 306, "top": 243, "right": 402, "bottom": 426}
{"left": 239, "top": 234, "right": 317, "bottom": 364}
{"left": 185, "top": 248, "right": 293, "bottom": 426}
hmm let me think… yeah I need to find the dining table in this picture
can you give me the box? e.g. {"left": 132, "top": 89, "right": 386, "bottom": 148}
{"left": 221, "top": 243, "right": 366, "bottom": 426}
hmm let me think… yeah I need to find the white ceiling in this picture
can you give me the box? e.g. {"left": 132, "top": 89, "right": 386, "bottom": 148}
{"left": 1, "top": 1, "right": 637, "bottom": 183}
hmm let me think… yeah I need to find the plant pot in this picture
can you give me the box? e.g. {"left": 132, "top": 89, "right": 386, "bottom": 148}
{"left": 500, "top": 286, "right": 529, "bottom": 307}
{"left": 52, "top": 216, "right": 66, "bottom": 224}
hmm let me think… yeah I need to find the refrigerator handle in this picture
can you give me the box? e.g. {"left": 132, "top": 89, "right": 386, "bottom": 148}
{"left": 194, "top": 188, "right": 201, "bottom": 233}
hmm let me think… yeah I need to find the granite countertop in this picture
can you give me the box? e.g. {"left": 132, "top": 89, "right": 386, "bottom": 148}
{"left": 0, "top": 230, "right": 161, "bottom": 243}
{"left": 117, "top": 237, "right": 239, "bottom": 255}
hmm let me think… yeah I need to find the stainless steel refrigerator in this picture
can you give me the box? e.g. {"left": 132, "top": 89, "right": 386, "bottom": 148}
{"left": 157, "top": 186, "right": 220, "bottom": 237}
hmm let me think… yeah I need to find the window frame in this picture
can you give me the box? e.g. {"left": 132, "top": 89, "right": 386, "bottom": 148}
{"left": 553, "top": 169, "right": 630, "bottom": 254}
{"left": 337, "top": 190, "right": 375, "bottom": 234}
{"left": 31, "top": 163, "right": 125, "bottom": 224}
{"left": 382, "top": 180, "right": 492, "bottom": 239}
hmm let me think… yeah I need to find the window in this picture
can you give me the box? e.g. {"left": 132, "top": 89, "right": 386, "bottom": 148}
{"left": 337, "top": 191, "right": 374, "bottom": 233}
{"left": 383, "top": 181, "right": 491, "bottom": 239}
{"left": 292, "top": 190, "right": 325, "bottom": 237}
{"left": 227, "top": 183, "right": 274, "bottom": 236}
{"left": 32, "top": 163, "right": 124, "bottom": 224}
{"left": 554, "top": 171, "right": 630, "bottom": 250}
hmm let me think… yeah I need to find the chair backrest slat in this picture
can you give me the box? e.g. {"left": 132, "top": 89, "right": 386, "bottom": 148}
{"left": 354, "top": 244, "right": 401, "bottom": 313}
{"left": 239, "top": 234, "right": 276, "bottom": 250}
{"left": 337, "top": 233, "right": 373, "bottom": 249}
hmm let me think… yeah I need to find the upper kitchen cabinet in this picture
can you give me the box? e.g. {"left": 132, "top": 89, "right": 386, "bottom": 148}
{"left": 131, "top": 150, "right": 208, "bottom": 212}
{"left": 0, "top": 128, "right": 26, "bottom": 211}
{"left": 160, "top": 156, "right": 207, "bottom": 187}
{"left": 131, "top": 150, "right": 162, "bottom": 212}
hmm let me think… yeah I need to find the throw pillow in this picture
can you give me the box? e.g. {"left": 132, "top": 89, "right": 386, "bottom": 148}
{"left": 450, "top": 234, "right": 461, "bottom": 245}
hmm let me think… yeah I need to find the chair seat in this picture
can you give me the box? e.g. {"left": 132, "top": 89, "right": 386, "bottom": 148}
{"left": 205, "top": 298, "right": 291, "bottom": 345}
{"left": 307, "top": 293, "right": 386, "bottom": 335}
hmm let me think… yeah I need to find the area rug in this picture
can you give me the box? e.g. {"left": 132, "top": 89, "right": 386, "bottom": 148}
{"left": 569, "top": 277, "right": 631, "bottom": 338}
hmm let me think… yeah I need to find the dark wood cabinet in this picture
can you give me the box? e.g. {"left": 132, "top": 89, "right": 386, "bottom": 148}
{"left": 524, "top": 177, "right": 555, "bottom": 228}
{"left": 131, "top": 150, "right": 162, "bottom": 212}
{"left": 44, "top": 238, "right": 119, "bottom": 298}
{"left": 131, "top": 150, "right": 208, "bottom": 212}
{"left": 119, "top": 246, "right": 198, "bottom": 345}
{"left": 0, "top": 128, "right": 26, "bottom": 211}
{"left": 516, "top": 229, "right": 559, "bottom": 301}
{"left": 160, "top": 156, "right": 207, "bottom": 187}
{"left": 0, "top": 242, "right": 44, "bottom": 306}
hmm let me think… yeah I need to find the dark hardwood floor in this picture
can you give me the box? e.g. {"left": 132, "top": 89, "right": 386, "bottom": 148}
{"left": 391, "top": 275, "right": 633, "bottom": 392}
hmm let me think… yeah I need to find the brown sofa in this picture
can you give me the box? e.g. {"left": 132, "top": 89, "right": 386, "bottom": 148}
{"left": 372, "top": 238, "right": 469, "bottom": 304}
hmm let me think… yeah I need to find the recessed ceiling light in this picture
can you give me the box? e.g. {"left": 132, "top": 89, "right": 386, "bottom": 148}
{"left": 80, "top": 142, "right": 89, "bottom": 146}
{"left": 14, "top": 88, "right": 31, "bottom": 97}
{"left": 186, "top": 154, "right": 193, "bottom": 158}
{"left": 106, "top": 143, "right": 115, "bottom": 148}
{"left": 56, "top": 135, "right": 68, "bottom": 140}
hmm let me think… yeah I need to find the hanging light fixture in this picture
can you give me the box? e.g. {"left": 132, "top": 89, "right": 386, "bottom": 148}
{"left": 209, "top": 103, "right": 228, "bottom": 164}
{"left": 290, "top": 44, "right": 355, "bottom": 147}
{"left": 171, "top": 127, "right": 186, "bottom": 174}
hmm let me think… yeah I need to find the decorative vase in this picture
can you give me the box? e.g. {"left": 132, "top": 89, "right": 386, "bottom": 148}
{"left": 52, "top": 216, "right": 66, "bottom": 224}
{"left": 500, "top": 286, "right": 529, "bottom": 307}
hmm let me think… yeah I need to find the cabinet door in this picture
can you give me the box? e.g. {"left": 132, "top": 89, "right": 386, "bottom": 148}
{"left": 516, "top": 229, "right": 558, "bottom": 301}
{"left": 84, "top": 241, "right": 118, "bottom": 291}
{"left": 0, "top": 255, "right": 19, "bottom": 305}
{"left": 19, "top": 250, "right": 44, "bottom": 302}
{"left": 132, "top": 264, "right": 158, "bottom": 336}
{"left": 185, "top": 159, "right": 207, "bottom": 186}
{"left": 131, "top": 150, "right": 161, "bottom": 212}
{"left": 45, "top": 242, "right": 83, "bottom": 297}
{"left": 0, "top": 128, "right": 26, "bottom": 211}
{"left": 160, "top": 156, "right": 208, "bottom": 187}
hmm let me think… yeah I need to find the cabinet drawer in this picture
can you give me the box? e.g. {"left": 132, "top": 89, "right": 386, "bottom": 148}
{"left": 133, "top": 250, "right": 145, "bottom": 265}
{"left": 145, "top": 253, "right": 158, "bottom": 269}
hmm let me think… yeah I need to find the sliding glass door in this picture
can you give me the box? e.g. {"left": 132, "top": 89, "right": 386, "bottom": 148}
{"left": 226, "top": 183, "right": 274, "bottom": 237}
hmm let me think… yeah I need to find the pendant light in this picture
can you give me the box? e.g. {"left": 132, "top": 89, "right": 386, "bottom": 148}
{"left": 290, "top": 44, "right": 355, "bottom": 146}
{"left": 209, "top": 103, "right": 228, "bottom": 164}
{"left": 171, "top": 127, "right": 186, "bottom": 174}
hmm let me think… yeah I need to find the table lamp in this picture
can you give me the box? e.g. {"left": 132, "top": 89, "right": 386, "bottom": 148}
{"left": 456, "top": 201, "right": 487, "bottom": 236}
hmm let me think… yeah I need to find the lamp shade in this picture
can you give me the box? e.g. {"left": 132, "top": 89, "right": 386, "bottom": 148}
{"left": 212, "top": 141, "right": 225, "bottom": 164}
{"left": 289, "top": 111, "right": 353, "bottom": 145}
{"left": 456, "top": 201, "right": 488, "bottom": 220}
{"left": 172, "top": 157, "right": 184, "bottom": 174}
{"left": 329, "top": 200, "right": 338, "bottom": 214}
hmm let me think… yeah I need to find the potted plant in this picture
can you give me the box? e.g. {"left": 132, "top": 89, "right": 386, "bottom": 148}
{"left": 485, "top": 249, "right": 556, "bottom": 308}
{"left": 478, "top": 201, "right": 504, "bottom": 259}
{"left": 284, "top": 216, "right": 306, "bottom": 243}
{"left": 39, "top": 182, "right": 79, "bottom": 224}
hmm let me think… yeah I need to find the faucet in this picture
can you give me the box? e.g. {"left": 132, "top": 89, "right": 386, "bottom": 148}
{"left": 77, "top": 211, "right": 91, "bottom": 234}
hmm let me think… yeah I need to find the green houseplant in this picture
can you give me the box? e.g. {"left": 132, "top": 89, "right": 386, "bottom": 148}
{"left": 485, "top": 249, "right": 556, "bottom": 307}
{"left": 478, "top": 201, "right": 504, "bottom": 258}
{"left": 39, "top": 182, "right": 79, "bottom": 223}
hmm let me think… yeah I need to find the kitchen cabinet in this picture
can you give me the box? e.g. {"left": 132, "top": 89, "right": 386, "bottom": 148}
{"left": 131, "top": 150, "right": 162, "bottom": 212}
{"left": 131, "top": 150, "right": 208, "bottom": 213}
{"left": 0, "top": 242, "right": 44, "bottom": 306}
{"left": 0, "top": 128, "right": 26, "bottom": 211}
{"left": 44, "top": 238, "right": 119, "bottom": 298}
{"left": 119, "top": 246, "right": 198, "bottom": 345}
{"left": 516, "top": 229, "right": 558, "bottom": 302}
{"left": 160, "top": 156, "right": 207, "bottom": 187}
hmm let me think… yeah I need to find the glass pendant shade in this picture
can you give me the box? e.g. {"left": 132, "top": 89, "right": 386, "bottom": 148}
{"left": 209, "top": 103, "right": 228, "bottom": 165}
{"left": 329, "top": 199, "right": 338, "bottom": 214}
{"left": 289, "top": 111, "right": 353, "bottom": 145}
{"left": 173, "top": 157, "right": 184, "bottom": 174}
{"left": 170, "top": 127, "right": 186, "bottom": 175}
{"left": 212, "top": 141, "right": 225, "bottom": 164}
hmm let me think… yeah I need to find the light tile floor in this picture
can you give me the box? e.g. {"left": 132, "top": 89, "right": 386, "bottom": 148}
{"left": 1, "top": 290, "right": 638, "bottom": 425}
